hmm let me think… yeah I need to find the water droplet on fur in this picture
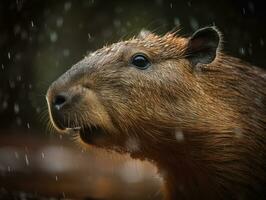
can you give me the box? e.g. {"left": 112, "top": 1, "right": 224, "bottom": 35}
{"left": 175, "top": 129, "right": 184, "bottom": 142}
{"left": 125, "top": 138, "right": 140, "bottom": 153}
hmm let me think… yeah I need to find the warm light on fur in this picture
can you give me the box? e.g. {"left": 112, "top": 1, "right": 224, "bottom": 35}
{"left": 47, "top": 27, "right": 266, "bottom": 200}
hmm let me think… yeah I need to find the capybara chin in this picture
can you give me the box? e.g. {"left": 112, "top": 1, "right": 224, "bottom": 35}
{"left": 46, "top": 26, "right": 266, "bottom": 200}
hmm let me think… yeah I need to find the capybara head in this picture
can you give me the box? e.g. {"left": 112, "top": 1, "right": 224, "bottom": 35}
{"left": 46, "top": 27, "right": 222, "bottom": 151}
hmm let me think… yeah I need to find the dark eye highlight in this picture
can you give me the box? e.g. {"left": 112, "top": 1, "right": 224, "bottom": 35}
{"left": 131, "top": 54, "right": 150, "bottom": 70}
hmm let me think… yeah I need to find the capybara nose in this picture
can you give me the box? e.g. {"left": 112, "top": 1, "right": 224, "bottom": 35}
{"left": 53, "top": 93, "right": 68, "bottom": 110}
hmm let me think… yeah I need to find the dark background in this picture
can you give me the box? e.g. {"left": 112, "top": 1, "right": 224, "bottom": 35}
{"left": 0, "top": 0, "right": 265, "bottom": 199}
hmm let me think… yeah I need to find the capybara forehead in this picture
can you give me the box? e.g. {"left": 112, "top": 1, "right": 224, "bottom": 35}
{"left": 86, "top": 32, "right": 188, "bottom": 62}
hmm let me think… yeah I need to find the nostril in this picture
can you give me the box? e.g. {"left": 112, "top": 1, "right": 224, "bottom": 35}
{"left": 53, "top": 94, "right": 68, "bottom": 110}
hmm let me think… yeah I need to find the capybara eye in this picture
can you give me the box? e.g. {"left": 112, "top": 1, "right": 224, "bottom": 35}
{"left": 131, "top": 54, "right": 150, "bottom": 70}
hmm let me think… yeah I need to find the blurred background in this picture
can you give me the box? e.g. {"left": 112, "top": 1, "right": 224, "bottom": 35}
{"left": 0, "top": 0, "right": 265, "bottom": 199}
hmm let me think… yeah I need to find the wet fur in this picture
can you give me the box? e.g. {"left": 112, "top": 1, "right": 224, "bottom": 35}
{"left": 47, "top": 28, "right": 266, "bottom": 200}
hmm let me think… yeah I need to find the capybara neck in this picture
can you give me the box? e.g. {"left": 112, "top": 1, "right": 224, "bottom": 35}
{"left": 47, "top": 26, "right": 266, "bottom": 200}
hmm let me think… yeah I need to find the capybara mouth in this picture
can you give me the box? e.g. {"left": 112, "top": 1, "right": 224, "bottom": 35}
{"left": 78, "top": 125, "right": 106, "bottom": 144}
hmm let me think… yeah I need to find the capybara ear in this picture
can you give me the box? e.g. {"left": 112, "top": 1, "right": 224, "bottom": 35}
{"left": 186, "top": 26, "right": 221, "bottom": 65}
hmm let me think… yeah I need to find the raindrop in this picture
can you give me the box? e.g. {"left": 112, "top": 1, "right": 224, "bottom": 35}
{"left": 21, "top": 30, "right": 28, "bottom": 40}
{"left": 14, "top": 151, "right": 19, "bottom": 159}
{"left": 248, "top": 45, "right": 253, "bottom": 55}
{"left": 88, "top": 33, "right": 91, "bottom": 39}
{"left": 63, "top": 49, "right": 70, "bottom": 57}
{"left": 155, "top": 0, "right": 163, "bottom": 6}
{"left": 189, "top": 17, "right": 199, "bottom": 31}
{"left": 19, "top": 192, "right": 26, "bottom": 200}
{"left": 126, "top": 21, "right": 131, "bottom": 27}
{"left": 41, "top": 152, "right": 45, "bottom": 159}
{"left": 16, "top": 75, "right": 22, "bottom": 81}
{"left": 9, "top": 80, "right": 15, "bottom": 88}
{"left": 113, "top": 19, "right": 121, "bottom": 28}
{"left": 242, "top": 8, "right": 246, "bottom": 15}
{"left": 248, "top": 2, "right": 255, "bottom": 12}
{"left": 239, "top": 47, "right": 245, "bottom": 55}
{"left": 15, "top": 53, "right": 22, "bottom": 61}
{"left": 56, "top": 17, "right": 64, "bottom": 27}
{"left": 25, "top": 154, "right": 29, "bottom": 166}
{"left": 174, "top": 18, "right": 180, "bottom": 27}
{"left": 2, "top": 101, "right": 8, "bottom": 110}
{"left": 55, "top": 175, "right": 58, "bottom": 181}
{"left": 14, "top": 103, "right": 20, "bottom": 114}
{"left": 14, "top": 24, "right": 21, "bottom": 35}
{"left": 50, "top": 31, "right": 58, "bottom": 42}
{"left": 26, "top": 123, "right": 30, "bottom": 129}
{"left": 170, "top": 3, "right": 173, "bottom": 8}
{"left": 7, "top": 166, "right": 11, "bottom": 172}
{"left": 31, "top": 21, "right": 34, "bottom": 27}
{"left": 16, "top": 117, "right": 22, "bottom": 126}
{"left": 64, "top": 2, "right": 72, "bottom": 11}
{"left": 7, "top": 52, "right": 11, "bottom": 59}
{"left": 36, "top": 107, "right": 41, "bottom": 113}
{"left": 260, "top": 39, "right": 264, "bottom": 46}
{"left": 175, "top": 129, "right": 184, "bottom": 142}
{"left": 1, "top": 64, "right": 4, "bottom": 70}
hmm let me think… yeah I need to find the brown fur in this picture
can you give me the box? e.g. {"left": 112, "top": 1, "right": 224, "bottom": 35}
{"left": 47, "top": 28, "right": 266, "bottom": 200}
